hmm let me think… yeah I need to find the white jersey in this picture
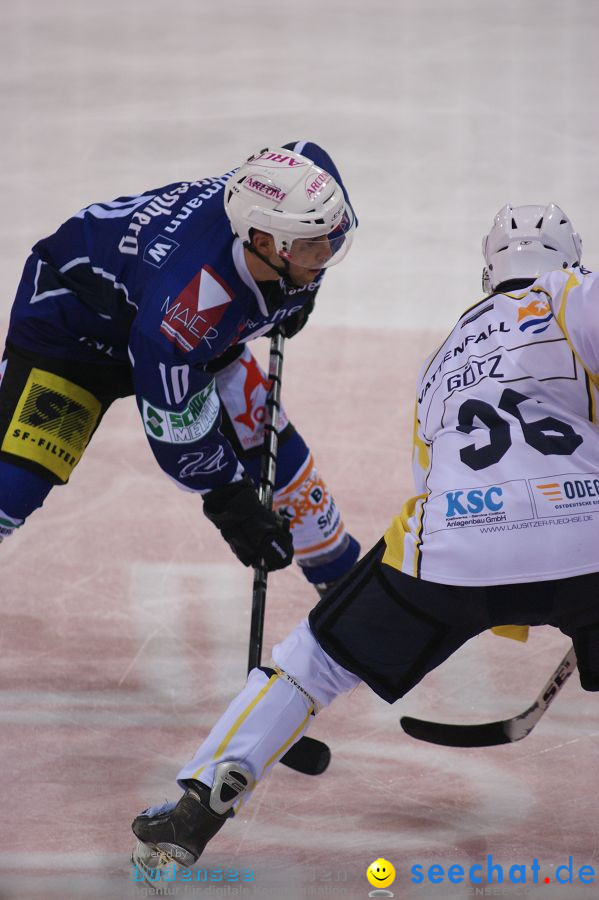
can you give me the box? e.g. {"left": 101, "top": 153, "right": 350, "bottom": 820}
{"left": 384, "top": 267, "right": 599, "bottom": 585}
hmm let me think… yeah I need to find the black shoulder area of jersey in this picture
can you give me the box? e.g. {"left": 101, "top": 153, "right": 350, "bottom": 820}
{"left": 491, "top": 278, "right": 536, "bottom": 294}
{"left": 457, "top": 294, "right": 495, "bottom": 328}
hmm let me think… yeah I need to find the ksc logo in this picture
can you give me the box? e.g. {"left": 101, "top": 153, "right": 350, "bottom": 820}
{"left": 446, "top": 486, "right": 503, "bottom": 517}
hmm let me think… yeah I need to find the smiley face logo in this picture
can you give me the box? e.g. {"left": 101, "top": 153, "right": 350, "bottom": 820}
{"left": 366, "top": 858, "right": 396, "bottom": 889}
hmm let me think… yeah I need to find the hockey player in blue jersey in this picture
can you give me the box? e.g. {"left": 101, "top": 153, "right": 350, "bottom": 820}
{"left": 0, "top": 142, "right": 360, "bottom": 588}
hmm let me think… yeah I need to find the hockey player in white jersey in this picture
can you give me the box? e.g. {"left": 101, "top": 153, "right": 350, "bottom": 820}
{"left": 131, "top": 203, "right": 599, "bottom": 883}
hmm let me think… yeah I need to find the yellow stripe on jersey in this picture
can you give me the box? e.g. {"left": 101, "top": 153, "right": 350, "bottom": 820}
{"left": 530, "top": 286, "right": 552, "bottom": 301}
{"left": 190, "top": 674, "right": 278, "bottom": 781}
{"left": 412, "top": 494, "right": 426, "bottom": 577}
{"left": 260, "top": 706, "right": 313, "bottom": 778}
{"left": 556, "top": 271, "right": 580, "bottom": 336}
{"left": 382, "top": 493, "right": 427, "bottom": 573}
{"left": 413, "top": 403, "right": 430, "bottom": 472}
{"left": 500, "top": 290, "right": 531, "bottom": 300}
{"left": 382, "top": 404, "right": 431, "bottom": 575}
{"left": 555, "top": 271, "right": 599, "bottom": 422}
{"left": 491, "top": 625, "right": 530, "bottom": 643}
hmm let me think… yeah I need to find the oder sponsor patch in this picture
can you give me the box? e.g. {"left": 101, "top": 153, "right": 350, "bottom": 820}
{"left": 1, "top": 368, "right": 101, "bottom": 482}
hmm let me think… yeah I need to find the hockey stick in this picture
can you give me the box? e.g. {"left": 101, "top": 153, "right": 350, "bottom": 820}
{"left": 247, "top": 329, "right": 331, "bottom": 776}
{"left": 399, "top": 645, "right": 577, "bottom": 747}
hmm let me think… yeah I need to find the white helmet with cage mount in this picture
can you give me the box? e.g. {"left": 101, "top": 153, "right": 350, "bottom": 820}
{"left": 482, "top": 203, "right": 582, "bottom": 293}
{"left": 224, "top": 147, "right": 355, "bottom": 270}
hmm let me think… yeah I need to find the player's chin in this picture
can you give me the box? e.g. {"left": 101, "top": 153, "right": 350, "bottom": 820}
{"left": 294, "top": 267, "right": 321, "bottom": 285}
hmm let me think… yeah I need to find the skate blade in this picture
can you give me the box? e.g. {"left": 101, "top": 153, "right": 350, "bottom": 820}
{"left": 131, "top": 839, "right": 190, "bottom": 892}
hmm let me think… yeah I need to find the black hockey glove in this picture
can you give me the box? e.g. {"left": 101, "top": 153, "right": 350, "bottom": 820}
{"left": 203, "top": 475, "right": 294, "bottom": 572}
{"left": 278, "top": 296, "right": 315, "bottom": 339}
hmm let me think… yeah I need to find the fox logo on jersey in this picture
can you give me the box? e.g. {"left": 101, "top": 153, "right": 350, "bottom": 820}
{"left": 234, "top": 356, "right": 271, "bottom": 432}
{"left": 517, "top": 296, "right": 553, "bottom": 334}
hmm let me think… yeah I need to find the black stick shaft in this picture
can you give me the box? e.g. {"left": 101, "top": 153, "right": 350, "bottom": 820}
{"left": 247, "top": 331, "right": 285, "bottom": 674}
{"left": 244, "top": 332, "right": 331, "bottom": 776}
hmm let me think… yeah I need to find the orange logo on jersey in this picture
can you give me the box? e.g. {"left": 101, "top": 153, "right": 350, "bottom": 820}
{"left": 517, "top": 297, "right": 553, "bottom": 334}
{"left": 277, "top": 476, "right": 330, "bottom": 530}
{"left": 289, "top": 475, "right": 329, "bottom": 527}
{"left": 535, "top": 482, "right": 563, "bottom": 501}
{"left": 234, "top": 356, "right": 271, "bottom": 432}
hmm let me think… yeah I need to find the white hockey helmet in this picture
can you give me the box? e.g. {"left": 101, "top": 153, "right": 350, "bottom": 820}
{"left": 482, "top": 203, "right": 582, "bottom": 292}
{"left": 224, "top": 147, "right": 355, "bottom": 269}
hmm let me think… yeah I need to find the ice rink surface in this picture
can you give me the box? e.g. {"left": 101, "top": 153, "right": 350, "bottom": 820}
{"left": 1, "top": 1, "right": 599, "bottom": 897}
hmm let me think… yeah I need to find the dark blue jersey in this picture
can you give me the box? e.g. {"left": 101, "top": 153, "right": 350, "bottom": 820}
{"left": 6, "top": 141, "right": 351, "bottom": 492}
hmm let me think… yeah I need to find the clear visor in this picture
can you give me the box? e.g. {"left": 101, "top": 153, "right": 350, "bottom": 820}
{"left": 279, "top": 207, "right": 356, "bottom": 271}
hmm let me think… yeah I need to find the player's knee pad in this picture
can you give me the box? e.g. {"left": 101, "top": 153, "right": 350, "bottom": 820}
{"left": 260, "top": 664, "right": 321, "bottom": 714}
{"left": 270, "top": 619, "right": 361, "bottom": 710}
{"left": 273, "top": 453, "right": 360, "bottom": 584}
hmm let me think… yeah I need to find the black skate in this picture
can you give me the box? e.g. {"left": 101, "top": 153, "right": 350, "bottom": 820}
{"left": 131, "top": 765, "right": 252, "bottom": 890}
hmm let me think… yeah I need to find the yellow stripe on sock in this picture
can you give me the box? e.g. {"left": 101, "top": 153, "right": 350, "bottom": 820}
{"left": 214, "top": 674, "right": 278, "bottom": 758}
{"left": 190, "top": 674, "right": 278, "bottom": 781}
{"left": 260, "top": 706, "right": 314, "bottom": 777}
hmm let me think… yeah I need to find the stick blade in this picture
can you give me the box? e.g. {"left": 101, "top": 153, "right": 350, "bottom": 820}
{"left": 400, "top": 715, "right": 512, "bottom": 748}
{"left": 280, "top": 736, "right": 331, "bottom": 775}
